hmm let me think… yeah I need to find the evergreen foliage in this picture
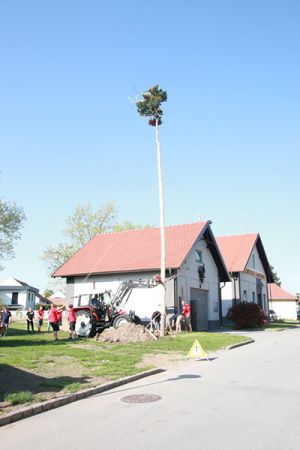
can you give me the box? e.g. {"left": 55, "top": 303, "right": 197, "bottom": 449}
{"left": 136, "top": 85, "right": 167, "bottom": 126}
{"left": 269, "top": 265, "right": 281, "bottom": 286}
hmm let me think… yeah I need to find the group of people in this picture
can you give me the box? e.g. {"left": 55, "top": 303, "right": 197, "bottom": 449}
{"left": 150, "top": 300, "right": 192, "bottom": 333}
{"left": 25, "top": 305, "right": 64, "bottom": 334}
{"left": 2, "top": 299, "right": 192, "bottom": 339}
{"left": 47, "top": 303, "right": 77, "bottom": 340}
{"left": 0, "top": 303, "right": 78, "bottom": 340}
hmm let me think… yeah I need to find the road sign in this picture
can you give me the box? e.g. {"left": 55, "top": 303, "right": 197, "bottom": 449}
{"left": 187, "top": 339, "right": 209, "bottom": 360}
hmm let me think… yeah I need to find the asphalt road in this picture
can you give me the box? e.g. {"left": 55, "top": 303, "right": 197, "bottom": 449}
{"left": 1, "top": 329, "right": 300, "bottom": 450}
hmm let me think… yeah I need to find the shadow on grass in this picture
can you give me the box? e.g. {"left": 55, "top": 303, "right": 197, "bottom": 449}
{"left": 0, "top": 339, "right": 70, "bottom": 348}
{"left": 0, "top": 364, "right": 91, "bottom": 402}
{"left": 0, "top": 331, "right": 76, "bottom": 348}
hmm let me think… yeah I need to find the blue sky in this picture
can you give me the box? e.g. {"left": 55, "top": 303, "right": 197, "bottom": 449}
{"left": 0, "top": 0, "right": 299, "bottom": 294}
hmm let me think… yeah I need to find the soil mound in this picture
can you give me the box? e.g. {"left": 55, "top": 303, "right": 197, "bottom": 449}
{"left": 95, "top": 323, "right": 156, "bottom": 343}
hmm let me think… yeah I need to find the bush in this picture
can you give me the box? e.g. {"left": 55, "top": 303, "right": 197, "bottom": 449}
{"left": 227, "top": 302, "right": 267, "bottom": 329}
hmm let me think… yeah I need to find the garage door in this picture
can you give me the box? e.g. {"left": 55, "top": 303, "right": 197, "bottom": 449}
{"left": 190, "top": 288, "right": 208, "bottom": 331}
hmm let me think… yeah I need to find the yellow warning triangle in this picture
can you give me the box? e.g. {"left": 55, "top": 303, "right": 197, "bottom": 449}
{"left": 187, "top": 339, "right": 208, "bottom": 359}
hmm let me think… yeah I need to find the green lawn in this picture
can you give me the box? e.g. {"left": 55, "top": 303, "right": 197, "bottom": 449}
{"left": 265, "top": 320, "right": 300, "bottom": 330}
{"left": 0, "top": 321, "right": 249, "bottom": 411}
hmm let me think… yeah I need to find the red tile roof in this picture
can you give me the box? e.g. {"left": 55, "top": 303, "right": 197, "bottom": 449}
{"left": 268, "top": 283, "right": 297, "bottom": 301}
{"left": 48, "top": 297, "right": 67, "bottom": 307}
{"left": 216, "top": 234, "right": 258, "bottom": 272}
{"left": 53, "top": 222, "right": 208, "bottom": 277}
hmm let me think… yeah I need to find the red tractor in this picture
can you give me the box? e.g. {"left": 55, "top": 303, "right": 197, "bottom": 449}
{"left": 73, "top": 279, "right": 156, "bottom": 337}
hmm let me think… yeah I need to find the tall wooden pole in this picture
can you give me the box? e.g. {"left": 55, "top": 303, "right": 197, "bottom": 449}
{"left": 155, "top": 119, "right": 166, "bottom": 336}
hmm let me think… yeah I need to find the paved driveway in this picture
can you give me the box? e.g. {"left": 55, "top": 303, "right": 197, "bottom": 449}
{"left": 1, "top": 329, "right": 300, "bottom": 450}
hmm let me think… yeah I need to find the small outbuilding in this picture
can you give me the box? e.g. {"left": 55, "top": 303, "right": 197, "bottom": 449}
{"left": 53, "top": 222, "right": 230, "bottom": 330}
{"left": 268, "top": 283, "right": 297, "bottom": 320}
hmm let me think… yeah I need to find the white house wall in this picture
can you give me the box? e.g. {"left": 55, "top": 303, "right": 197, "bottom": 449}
{"left": 68, "top": 272, "right": 173, "bottom": 321}
{"left": 0, "top": 290, "right": 35, "bottom": 308}
{"left": 243, "top": 245, "right": 268, "bottom": 312}
{"left": 239, "top": 272, "right": 268, "bottom": 311}
{"left": 269, "top": 301, "right": 297, "bottom": 320}
{"left": 220, "top": 282, "right": 234, "bottom": 317}
{"left": 177, "top": 237, "right": 220, "bottom": 327}
{"left": 246, "top": 246, "right": 265, "bottom": 273}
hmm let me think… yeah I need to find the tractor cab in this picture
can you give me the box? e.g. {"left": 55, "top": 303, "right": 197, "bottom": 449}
{"left": 90, "top": 291, "right": 112, "bottom": 320}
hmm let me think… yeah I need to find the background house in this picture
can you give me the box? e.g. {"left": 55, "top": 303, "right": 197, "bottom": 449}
{"left": 268, "top": 283, "right": 297, "bottom": 320}
{"left": 53, "top": 222, "right": 230, "bottom": 330}
{"left": 48, "top": 291, "right": 67, "bottom": 307}
{"left": 216, "top": 234, "right": 274, "bottom": 318}
{"left": 0, "top": 277, "right": 38, "bottom": 310}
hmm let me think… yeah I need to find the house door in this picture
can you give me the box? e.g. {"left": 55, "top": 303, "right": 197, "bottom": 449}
{"left": 11, "top": 292, "right": 19, "bottom": 305}
{"left": 190, "top": 288, "right": 208, "bottom": 331}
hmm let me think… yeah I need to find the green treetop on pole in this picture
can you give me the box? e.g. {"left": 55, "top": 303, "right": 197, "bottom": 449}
{"left": 136, "top": 85, "right": 167, "bottom": 126}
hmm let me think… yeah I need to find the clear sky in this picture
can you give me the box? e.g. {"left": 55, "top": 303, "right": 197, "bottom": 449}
{"left": 0, "top": 0, "right": 299, "bottom": 294}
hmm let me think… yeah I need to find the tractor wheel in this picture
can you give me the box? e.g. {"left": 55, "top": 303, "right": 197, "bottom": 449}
{"left": 75, "top": 311, "right": 96, "bottom": 337}
{"left": 113, "top": 314, "right": 131, "bottom": 329}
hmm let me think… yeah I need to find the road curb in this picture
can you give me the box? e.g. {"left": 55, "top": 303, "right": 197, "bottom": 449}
{"left": 0, "top": 368, "right": 165, "bottom": 428}
{"left": 227, "top": 338, "right": 255, "bottom": 350}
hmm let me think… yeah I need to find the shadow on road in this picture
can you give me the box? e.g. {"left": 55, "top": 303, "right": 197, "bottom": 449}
{"left": 97, "top": 371, "right": 205, "bottom": 398}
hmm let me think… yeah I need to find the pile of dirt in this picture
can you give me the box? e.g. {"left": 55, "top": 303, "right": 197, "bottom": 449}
{"left": 95, "top": 323, "right": 156, "bottom": 343}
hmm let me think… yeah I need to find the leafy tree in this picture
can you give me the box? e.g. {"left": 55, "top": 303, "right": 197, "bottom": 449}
{"left": 43, "top": 289, "right": 54, "bottom": 298}
{"left": 136, "top": 84, "right": 167, "bottom": 336}
{"left": 42, "top": 202, "right": 147, "bottom": 274}
{"left": 0, "top": 199, "right": 26, "bottom": 270}
{"left": 64, "top": 203, "right": 116, "bottom": 248}
{"left": 269, "top": 265, "right": 281, "bottom": 286}
{"left": 42, "top": 243, "right": 78, "bottom": 275}
{"left": 112, "top": 221, "right": 151, "bottom": 232}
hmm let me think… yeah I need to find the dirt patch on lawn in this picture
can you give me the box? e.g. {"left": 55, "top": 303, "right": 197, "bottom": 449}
{"left": 0, "top": 358, "right": 107, "bottom": 416}
{"left": 137, "top": 352, "right": 185, "bottom": 370}
{"left": 95, "top": 323, "right": 156, "bottom": 343}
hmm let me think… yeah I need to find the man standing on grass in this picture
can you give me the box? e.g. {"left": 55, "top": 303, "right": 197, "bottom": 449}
{"left": 48, "top": 305, "right": 59, "bottom": 340}
{"left": 68, "top": 304, "right": 77, "bottom": 339}
{"left": 37, "top": 306, "right": 44, "bottom": 332}
{"left": 56, "top": 306, "right": 64, "bottom": 331}
{"left": 26, "top": 307, "right": 35, "bottom": 333}
{"left": 176, "top": 299, "right": 192, "bottom": 332}
{"left": 0, "top": 306, "right": 12, "bottom": 336}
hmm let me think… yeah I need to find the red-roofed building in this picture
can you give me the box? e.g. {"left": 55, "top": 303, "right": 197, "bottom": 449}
{"left": 53, "top": 222, "right": 230, "bottom": 330}
{"left": 268, "top": 283, "right": 297, "bottom": 320}
{"left": 216, "top": 234, "right": 274, "bottom": 317}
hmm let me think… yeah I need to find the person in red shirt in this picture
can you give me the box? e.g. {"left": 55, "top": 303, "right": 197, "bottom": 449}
{"left": 56, "top": 308, "right": 63, "bottom": 331}
{"left": 176, "top": 299, "right": 192, "bottom": 332}
{"left": 48, "top": 305, "right": 59, "bottom": 340}
{"left": 68, "top": 304, "right": 77, "bottom": 339}
{"left": 181, "top": 300, "right": 192, "bottom": 331}
{"left": 37, "top": 306, "right": 44, "bottom": 332}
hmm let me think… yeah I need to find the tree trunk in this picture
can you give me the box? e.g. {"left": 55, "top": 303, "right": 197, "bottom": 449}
{"left": 155, "top": 119, "right": 166, "bottom": 337}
